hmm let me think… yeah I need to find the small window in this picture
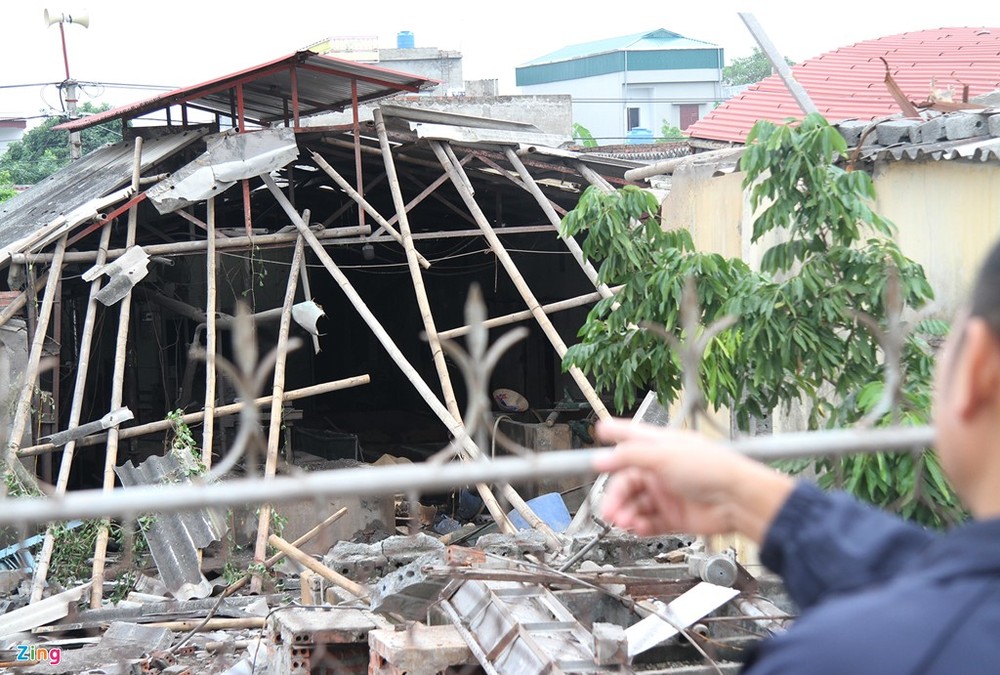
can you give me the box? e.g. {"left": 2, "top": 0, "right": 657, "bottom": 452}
{"left": 627, "top": 107, "right": 640, "bottom": 130}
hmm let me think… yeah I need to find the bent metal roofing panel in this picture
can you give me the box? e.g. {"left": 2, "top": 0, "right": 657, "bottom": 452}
{"left": 688, "top": 27, "right": 1000, "bottom": 144}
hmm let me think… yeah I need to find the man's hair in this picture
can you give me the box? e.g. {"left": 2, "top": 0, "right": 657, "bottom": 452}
{"left": 971, "top": 241, "right": 1000, "bottom": 337}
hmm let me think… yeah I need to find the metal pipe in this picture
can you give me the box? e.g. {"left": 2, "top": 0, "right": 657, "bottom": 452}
{"left": 0, "top": 424, "right": 935, "bottom": 526}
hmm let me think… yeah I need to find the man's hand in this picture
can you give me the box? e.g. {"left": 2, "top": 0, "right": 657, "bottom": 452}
{"left": 593, "top": 418, "right": 795, "bottom": 544}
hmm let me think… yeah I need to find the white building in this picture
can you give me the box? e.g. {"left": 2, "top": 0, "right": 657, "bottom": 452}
{"left": 516, "top": 29, "right": 724, "bottom": 145}
{"left": 0, "top": 119, "right": 26, "bottom": 156}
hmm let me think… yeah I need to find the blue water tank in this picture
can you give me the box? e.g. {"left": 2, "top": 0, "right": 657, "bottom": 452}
{"left": 397, "top": 31, "right": 415, "bottom": 49}
{"left": 626, "top": 127, "right": 654, "bottom": 145}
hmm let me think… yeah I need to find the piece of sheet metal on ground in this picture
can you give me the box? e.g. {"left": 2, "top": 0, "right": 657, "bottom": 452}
{"left": 625, "top": 581, "right": 740, "bottom": 657}
{"left": 115, "top": 452, "right": 227, "bottom": 601}
{"left": 148, "top": 127, "right": 299, "bottom": 214}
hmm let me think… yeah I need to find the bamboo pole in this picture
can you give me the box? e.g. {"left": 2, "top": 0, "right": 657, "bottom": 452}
{"left": 203, "top": 198, "right": 217, "bottom": 470}
{"left": 18, "top": 376, "right": 371, "bottom": 458}
{"left": 380, "top": 159, "right": 471, "bottom": 232}
{"left": 225, "top": 506, "right": 347, "bottom": 595}
{"left": 148, "top": 618, "right": 266, "bottom": 631}
{"left": 296, "top": 229, "right": 322, "bottom": 355}
{"left": 250, "top": 235, "right": 304, "bottom": 594}
{"left": 430, "top": 141, "right": 610, "bottom": 422}
{"left": 9, "top": 225, "right": 372, "bottom": 265}
{"left": 267, "top": 533, "right": 369, "bottom": 600}
{"left": 29, "top": 223, "right": 113, "bottom": 602}
{"left": 373, "top": 109, "right": 461, "bottom": 423}
{"left": 503, "top": 148, "right": 614, "bottom": 300}
{"left": 0, "top": 272, "right": 49, "bottom": 330}
{"left": 259, "top": 175, "right": 538, "bottom": 542}
{"left": 438, "top": 286, "right": 624, "bottom": 340}
{"left": 574, "top": 162, "right": 615, "bottom": 194}
{"left": 308, "top": 151, "right": 431, "bottom": 269}
{"left": 4, "top": 236, "right": 67, "bottom": 495}
{"left": 91, "top": 137, "right": 142, "bottom": 608}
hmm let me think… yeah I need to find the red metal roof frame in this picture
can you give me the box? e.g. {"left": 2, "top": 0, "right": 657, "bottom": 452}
{"left": 55, "top": 50, "right": 440, "bottom": 132}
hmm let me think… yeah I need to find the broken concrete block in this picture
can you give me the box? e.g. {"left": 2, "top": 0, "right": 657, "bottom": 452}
{"left": 380, "top": 532, "right": 444, "bottom": 569}
{"left": 323, "top": 541, "right": 387, "bottom": 581}
{"left": 946, "top": 113, "right": 989, "bottom": 141}
{"left": 876, "top": 120, "right": 920, "bottom": 146}
{"left": 836, "top": 120, "right": 872, "bottom": 146}
{"left": 476, "top": 530, "right": 547, "bottom": 559}
{"left": 911, "top": 116, "right": 948, "bottom": 144}
{"left": 593, "top": 622, "right": 629, "bottom": 665}
{"left": 989, "top": 114, "right": 1000, "bottom": 138}
{"left": 571, "top": 532, "right": 690, "bottom": 566}
{"left": 369, "top": 552, "right": 448, "bottom": 620}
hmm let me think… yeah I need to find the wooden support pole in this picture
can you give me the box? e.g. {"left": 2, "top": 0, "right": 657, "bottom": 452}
{"left": 309, "top": 151, "right": 431, "bottom": 269}
{"left": 0, "top": 272, "right": 48, "bottom": 330}
{"left": 438, "top": 286, "right": 624, "bottom": 340}
{"left": 9, "top": 225, "right": 372, "bottom": 265}
{"left": 321, "top": 172, "right": 388, "bottom": 228}
{"left": 18, "top": 376, "right": 371, "bottom": 458}
{"left": 503, "top": 148, "right": 614, "bottom": 300}
{"left": 379, "top": 159, "right": 472, "bottom": 233}
{"left": 4, "top": 236, "right": 67, "bottom": 495}
{"left": 297, "top": 239, "right": 322, "bottom": 355}
{"left": 373, "top": 109, "right": 462, "bottom": 423}
{"left": 203, "top": 198, "right": 217, "bottom": 470}
{"left": 148, "top": 618, "right": 266, "bottom": 632}
{"left": 430, "top": 141, "right": 610, "bottom": 422}
{"left": 250, "top": 235, "right": 304, "bottom": 594}
{"left": 91, "top": 137, "right": 142, "bottom": 608}
{"left": 29, "top": 223, "right": 113, "bottom": 602}
{"left": 260, "top": 174, "right": 539, "bottom": 542}
{"left": 574, "top": 162, "right": 615, "bottom": 194}
{"left": 225, "top": 506, "right": 347, "bottom": 595}
{"left": 267, "top": 533, "right": 369, "bottom": 600}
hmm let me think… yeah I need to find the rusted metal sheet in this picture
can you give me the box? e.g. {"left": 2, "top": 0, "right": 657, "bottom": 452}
{"left": 148, "top": 128, "right": 300, "bottom": 214}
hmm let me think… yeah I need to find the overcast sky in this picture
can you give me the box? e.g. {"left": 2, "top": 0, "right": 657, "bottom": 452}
{"left": 3, "top": 1, "right": 1000, "bottom": 122}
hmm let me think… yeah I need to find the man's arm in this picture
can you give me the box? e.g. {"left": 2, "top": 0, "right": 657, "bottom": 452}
{"left": 759, "top": 481, "right": 936, "bottom": 610}
{"left": 594, "top": 419, "right": 938, "bottom": 609}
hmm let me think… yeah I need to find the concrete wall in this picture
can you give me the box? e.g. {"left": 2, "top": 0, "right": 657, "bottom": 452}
{"left": 304, "top": 94, "right": 573, "bottom": 137}
{"left": 519, "top": 68, "right": 722, "bottom": 144}
{"left": 378, "top": 48, "right": 463, "bottom": 96}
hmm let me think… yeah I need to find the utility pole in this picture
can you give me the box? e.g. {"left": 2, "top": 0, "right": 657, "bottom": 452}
{"left": 44, "top": 9, "right": 90, "bottom": 161}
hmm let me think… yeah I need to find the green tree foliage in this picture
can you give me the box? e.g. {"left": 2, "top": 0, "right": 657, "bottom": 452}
{"left": 723, "top": 47, "right": 795, "bottom": 86}
{"left": 561, "top": 113, "right": 962, "bottom": 527}
{"left": 0, "top": 170, "right": 16, "bottom": 202}
{"left": 572, "top": 122, "right": 598, "bottom": 148}
{"left": 657, "top": 120, "right": 686, "bottom": 142}
{"left": 0, "top": 103, "right": 121, "bottom": 184}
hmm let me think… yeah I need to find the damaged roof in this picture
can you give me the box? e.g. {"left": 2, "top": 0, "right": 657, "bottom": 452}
{"left": 55, "top": 50, "right": 440, "bottom": 133}
{"left": 688, "top": 27, "right": 1000, "bottom": 144}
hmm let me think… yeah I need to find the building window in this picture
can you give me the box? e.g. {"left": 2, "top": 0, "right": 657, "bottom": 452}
{"left": 627, "top": 107, "right": 640, "bottom": 131}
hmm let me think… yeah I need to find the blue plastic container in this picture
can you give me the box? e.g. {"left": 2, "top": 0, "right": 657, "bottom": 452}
{"left": 507, "top": 492, "right": 572, "bottom": 533}
{"left": 626, "top": 127, "right": 654, "bottom": 145}
{"left": 397, "top": 31, "right": 415, "bottom": 49}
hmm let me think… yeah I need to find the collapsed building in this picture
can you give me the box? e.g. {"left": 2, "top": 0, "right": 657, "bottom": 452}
{"left": 0, "top": 50, "right": 796, "bottom": 673}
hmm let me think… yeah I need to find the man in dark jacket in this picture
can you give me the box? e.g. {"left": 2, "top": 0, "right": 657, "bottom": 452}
{"left": 593, "top": 243, "right": 1000, "bottom": 673}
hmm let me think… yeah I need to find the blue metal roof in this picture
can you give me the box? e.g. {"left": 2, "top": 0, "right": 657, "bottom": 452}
{"left": 519, "top": 28, "right": 720, "bottom": 67}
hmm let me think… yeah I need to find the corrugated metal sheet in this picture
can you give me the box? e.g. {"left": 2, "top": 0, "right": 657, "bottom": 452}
{"left": 520, "top": 28, "right": 719, "bottom": 66}
{"left": 56, "top": 51, "right": 438, "bottom": 133}
{"left": 0, "top": 127, "right": 209, "bottom": 259}
{"left": 859, "top": 136, "right": 1000, "bottom": 162}
{"left": 689, "top": 27, "right": 1000, "bottom": 143}
{"left": 115, "top": 452, "right": 227, "bottom": 601}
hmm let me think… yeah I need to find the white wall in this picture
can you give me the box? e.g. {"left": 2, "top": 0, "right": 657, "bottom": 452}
{"left": 520, "top": 69, "right": 722, "bottom": 144}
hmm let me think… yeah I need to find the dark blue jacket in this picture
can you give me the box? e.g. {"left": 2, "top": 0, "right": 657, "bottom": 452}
{"left": 743, "top": 482, "right": 1000, "bottom": 674}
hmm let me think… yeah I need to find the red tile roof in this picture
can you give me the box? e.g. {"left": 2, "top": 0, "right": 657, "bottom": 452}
{"left": 688, "top": 27, "right": 1000, "bottom": 143}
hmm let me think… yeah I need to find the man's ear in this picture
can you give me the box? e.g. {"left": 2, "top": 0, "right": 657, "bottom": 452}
{"left": 955, "top": 318, "right": 1000, "bottom": 420}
